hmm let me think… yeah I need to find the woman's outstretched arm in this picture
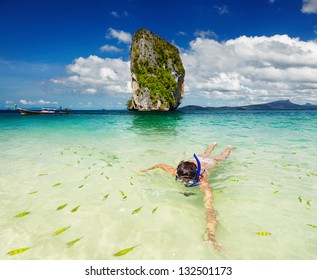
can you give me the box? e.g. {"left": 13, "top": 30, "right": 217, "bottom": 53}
{"left": 199, "top": 177, "right": 226, "bottom": 253}
{"left": 141, "top": 163, "right": 176, "bottom": 176}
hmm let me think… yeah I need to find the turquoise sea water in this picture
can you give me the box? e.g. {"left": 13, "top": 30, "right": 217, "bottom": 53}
{"left": 0, "top": 110, "right": 317, "bottom": 260}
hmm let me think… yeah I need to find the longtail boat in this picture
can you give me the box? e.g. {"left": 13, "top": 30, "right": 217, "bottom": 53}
{"left": 14, "top": 105, "right": 69, "bottom": 115}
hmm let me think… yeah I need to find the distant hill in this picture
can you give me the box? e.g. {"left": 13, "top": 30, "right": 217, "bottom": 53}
{"left": 179, "top": 100, "right": 317, "bottom": 110}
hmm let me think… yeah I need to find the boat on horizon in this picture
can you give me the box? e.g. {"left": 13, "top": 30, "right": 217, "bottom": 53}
{"left": 14, "top": 104, "right": 70, "bottom": 115}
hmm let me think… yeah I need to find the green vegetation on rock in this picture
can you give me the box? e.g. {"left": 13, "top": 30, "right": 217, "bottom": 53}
{"left": 128, "top": 29, "right": 185, "bottom": 111}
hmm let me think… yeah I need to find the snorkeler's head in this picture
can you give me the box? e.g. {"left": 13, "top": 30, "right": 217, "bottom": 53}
{"left": 176, "top": 161, "right": 197, "bottom": 186}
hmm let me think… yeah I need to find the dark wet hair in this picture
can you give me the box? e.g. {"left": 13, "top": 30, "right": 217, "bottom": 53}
{"left": 176, "top": 161, "right": 197, "bottom": 185}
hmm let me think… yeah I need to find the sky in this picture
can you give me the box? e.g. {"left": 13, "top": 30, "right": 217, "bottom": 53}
{"left": 1, "top": 0, "right": 317, "bottom": 109}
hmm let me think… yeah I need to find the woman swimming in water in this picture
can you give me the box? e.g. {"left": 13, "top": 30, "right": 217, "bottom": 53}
{"left": 141, "top": 142, "right": 233, "bottom": 252}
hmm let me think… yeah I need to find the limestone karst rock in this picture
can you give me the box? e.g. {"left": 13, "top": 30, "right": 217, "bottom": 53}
{"left": 127, "top": 29, "right": 185, "bottom": 111}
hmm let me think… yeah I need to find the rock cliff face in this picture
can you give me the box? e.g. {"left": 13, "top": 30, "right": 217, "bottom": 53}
{"left": 128, "top": 29, "right": 185, "bottom": 111}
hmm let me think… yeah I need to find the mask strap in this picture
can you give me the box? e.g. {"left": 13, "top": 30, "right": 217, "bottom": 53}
{"left": 187, "top": 153, "right": 201, "bottom": 187}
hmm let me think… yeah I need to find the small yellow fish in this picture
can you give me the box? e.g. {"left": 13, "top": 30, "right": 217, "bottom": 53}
{"left": 152, "top": 207, "right": 158, "bottom": 214}
{"left": 307, "top": 224, "right": 317, "bottom": 229}
{"left": 119, "top": 190, "right": 127, "bottom": 199}
{"left": 53, "top": 226, "right": 71, "bottom": 236}
{"left": 132, "top": 206, "right": 143, "bottom": 215}
{"left": 7, "top": 247, "right": 30, "bottom": 256}
{"left": 255, "top": 231, "right": 272, "bottom": 236}
{"left": 113, "top": 245, "right": 138, "bottom": 257}
{"left": 56, "top": 203, "right": 68, "bottom": 210}
{"left": 71, "top": 205, "right": 80, "bottom": 213}
{"left": 66, "top": 237, "right": 82, "bottom": 247}
{"left": 28, "top": 191, "right": 38, "bottom": 195}
{"left": 14, "top": 212, "right": 30, "bottom": 218}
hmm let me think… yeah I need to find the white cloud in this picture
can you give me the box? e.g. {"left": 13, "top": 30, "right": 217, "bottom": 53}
{"left": 20, "top": 99, "right": 30, "bottom": 105}
{"left": 181, "top": 35, "right": 317, "bottom": 105}
{"left": 302, "top": 0, "right": 317, "bottom": 13}
{"left": 99, "top": 44, "right": 122, "bottom": 53}
{"left": 106, "top": 28, "right": 132, "bottom": 44}
{"left": 110, "top": 11, "right": 129, "bottom": 18}
{"left": 51, "top": 55, "right": 131, "bottom": 96}
{"left": 196, "top": 73, "right": 242, "bottom": 91}
{"left": 214, "top": 5, "right": 229, "bottom": 15}
{"left": 83, "top": 88, "right": 97, "bottom": 94}
{"left": 38, "top": 99, "right": 58, "bottom": 105}
{"left": 19, "top": 99, "right": 58, "bottom": 105}
{"left": 49, "top": 34, "right": 317, "bottom": 107}
{"left": 194, "top": 29, "right": 217, "bottom": 39}
{"left": 110, "top": 11, "right": 119, "bottom": 17}
{"left": 78, "top": 101, "right": 93, "bottom": 108}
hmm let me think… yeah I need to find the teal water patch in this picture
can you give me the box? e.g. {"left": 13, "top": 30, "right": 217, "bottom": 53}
{"left": 0, "top": 110, "right": 317, "bottom": 259}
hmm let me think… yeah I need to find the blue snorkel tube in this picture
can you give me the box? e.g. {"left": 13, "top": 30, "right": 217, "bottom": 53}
{"left": 187, "top": 153, "right": 201, "bottom": 187}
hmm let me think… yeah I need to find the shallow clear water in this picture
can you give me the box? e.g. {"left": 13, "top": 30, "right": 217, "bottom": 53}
{"left": 1, "top": 110, "right": 317, "bottom": 260}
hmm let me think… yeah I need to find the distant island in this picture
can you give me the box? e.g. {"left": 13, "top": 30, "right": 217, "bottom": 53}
{"left": 179, "top": 100, "right": 317, "bottom": 111}
{"left": 2, "top": 100, "right": 317, "bottom": 112}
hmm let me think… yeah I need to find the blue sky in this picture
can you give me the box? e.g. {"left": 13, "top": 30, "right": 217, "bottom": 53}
{"left": 1, "top": 0, "right": 317, "bottom": 109}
